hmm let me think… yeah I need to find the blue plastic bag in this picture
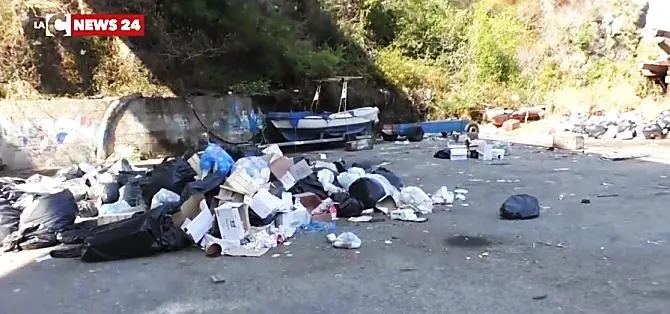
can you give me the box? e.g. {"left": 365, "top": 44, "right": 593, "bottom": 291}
{"left": 200, "top": 143, "right": 234, "bottom": 176}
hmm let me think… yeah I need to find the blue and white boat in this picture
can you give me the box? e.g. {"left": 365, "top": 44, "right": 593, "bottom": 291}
{"left": 267, "top": 77, "right": 380, "bottom": 142}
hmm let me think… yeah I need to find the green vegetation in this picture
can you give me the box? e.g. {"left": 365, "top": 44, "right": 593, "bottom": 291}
{"left": 0, "top": 0, "right": 664, "bottom": 119}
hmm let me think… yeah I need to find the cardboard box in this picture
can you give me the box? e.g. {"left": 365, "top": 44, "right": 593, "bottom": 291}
{"left": 270, "top": 156, "right": 297, "bottom": 189}
{"left": 216, "top": 184, "right": 245, "bottom": 203}
{"left": 250, "top": 189, "right": 283, "bottom": 219}
{"left": 172, "top": 193, "right": 205, "bottom": 227}
{"left": 293, "top": 192, "right": 323, "bottom": 212}
{"left": 289, "top": 160, "right": 312, "bottom": 181}
{"left": 275, "top": 206, "right": 311, "bottom": 229}
{"left": 448, "top": 144, "right": 468, "bottom": 161}
{"left": 215, "top": 202, "right": 249, "bottom": 241}
{"left": 180, "top": 199, "right": 214, "bottom": 243}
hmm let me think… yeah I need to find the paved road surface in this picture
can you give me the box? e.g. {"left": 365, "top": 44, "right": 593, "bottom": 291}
{"left": 1, "top": 140, "right": 670, "bottom": 314}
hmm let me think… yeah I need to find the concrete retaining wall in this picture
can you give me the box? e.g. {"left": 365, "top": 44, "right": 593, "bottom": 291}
{"left": 0, "top": 95, "right": 253, "bottom": 171}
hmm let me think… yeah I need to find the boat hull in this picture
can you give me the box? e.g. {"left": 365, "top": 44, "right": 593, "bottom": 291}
{"left": 271, "top": 120, "right": 374, "bottom": 142}
{"left": 267, "top": 107, "right": 379, "bottom": 142}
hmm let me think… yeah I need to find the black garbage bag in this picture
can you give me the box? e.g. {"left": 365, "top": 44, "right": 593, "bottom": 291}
{"left": 348, "top": 177, "right": 387, "bottom": 209}
{"left": 183, "top": 173, "right": 226, "bottom": 199}
{"left": 643, "top": 123, "right": 664, "bottom": 139}
{"left": 116, "top": 171, "right": 147, "bottom": 186}
{"left": 98, "top": 182, "right": 120, "bottom": 204}
{"left": 288, "top": 174, "right": 329, "bottom": 199}
{"left": 77, "top": 200, "right": 98, "bottom": 218}
{"left": 333, "top": 160, "right": 347, "bottom": 173}
{"left": 249, "top": 211, "right": 279, "bottom": 227}
{"left": 79, "top": 205, "right": 189, "bottom": 262}
{"left": 370, "top": 167, "right": 404, "bottom": 189}
{"left": 56, "top": 220, "right": 98, "bottom": 245}
{"left": 0, "top": 200, "right": 21, "bottom": 242}
{"left": 141, "top": 157, "right": 197, "bottom": 205}
{"left": 351, "top": 160, "right": 376, "bottom": 170}
{"left": 122, "top": 178, "right": 144, "bottom": 207}
{"left": 434, "top": 149, "right": 450, "bottom": 159}
{"left": 499, "top": 194, "right": 540, "bottom": 220}
{"left": 2, "top": 189, "right": 77, "bottom": 251}
{"left": 6, "top": 226, "right": 59, "bottom": 250}
{"left": 332, "top": 192, "right": 364, "bottom": 218}
{"left": 0, "top": 179, "right": 25, "bottom": 242}
{"left": 19, "top": 189, "right": 77, "bottom": 232}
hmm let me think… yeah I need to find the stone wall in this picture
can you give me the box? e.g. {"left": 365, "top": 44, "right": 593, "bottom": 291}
{"left": 0, "top": 95, "right": 254, "bottom": 171}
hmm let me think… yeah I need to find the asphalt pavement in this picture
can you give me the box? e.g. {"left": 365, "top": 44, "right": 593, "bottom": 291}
{"left": 1, "top": 140, "right": 670, "bottom": 314}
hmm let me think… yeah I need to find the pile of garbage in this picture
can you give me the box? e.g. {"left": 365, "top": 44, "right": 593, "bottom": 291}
{"left": 559, "top": 110, "right": 670, "bottom": 140}
{"left": 0, "top": 142, "right": 462, "bottom": 262}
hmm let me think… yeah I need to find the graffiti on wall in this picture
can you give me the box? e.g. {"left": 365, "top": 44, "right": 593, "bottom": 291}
{"left": 0, "top": 116, "right": 98, "bottom": 162}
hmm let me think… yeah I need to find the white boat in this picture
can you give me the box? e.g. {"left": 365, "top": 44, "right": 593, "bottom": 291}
{"left": 267, "top": 77, "right": 380, "bottom": 141}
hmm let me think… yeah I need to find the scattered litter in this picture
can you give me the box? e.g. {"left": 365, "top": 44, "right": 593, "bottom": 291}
{"left": 328, "top": 232, "right": 361, "bottom": 249}
{"left": 534, "top": 241, "right": 566, "bottom": 248}
{"left": 271, "top": 253, "right": 281, "bottom": 258}
{"left": 580, "top": 199, "right": 591, "bottom": 204}
{"left": 384, "top": 240, "right": 392, "bottom": 244}
{"left": 461, "top": 203, "right": 469, "bottom": 207}
{"left": 399, "top": 186, "right": 433, "bottom": 214}
{"left": 431, "top": 186, "right": 454, "bottom": 204}
{"left": 647, "top": 240, "right": 664, "bottom": 245}
{"left": 348, "top": 216, "right": 373, "bottom": 222}
{"left": 552, "top": 168, "right": 570, "bottom": 172}
{"left": 390, "top": 209, "right": 428, "bottom": 222}
{"left": 532, "top": 295, "right": 548, "bottom": 300}
{"left": 455, "top": 194, "right": 467, "bottom": 201}
{"left": 454, "top": 189, "right": 468, "bottom": 194}
{"left": 209, "top": 275, "right": 226, "bottom": 284}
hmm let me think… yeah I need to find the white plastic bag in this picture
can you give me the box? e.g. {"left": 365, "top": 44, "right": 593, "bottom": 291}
{"left": 399, "top": 186, "right": 433, "bottom": 214}
{"left": 151, "top": 188, "right": 181, "bottom": 209}
{"left": 226, "top": 157, "right": 271, "bottom": 195}
{"left": 431, "top": 186, "right": 454, "bottom": 204}
{"left": 336, "top": 167, "right": 365, "bottom": 190}
{"left": 327, "top": 232, "right": 361, "bottom": 249}
{"left": 98, "top": 200, "right": 133, "bottom": 215}
{"left": 317, "top": 169, "right": 343, "bottom": 194}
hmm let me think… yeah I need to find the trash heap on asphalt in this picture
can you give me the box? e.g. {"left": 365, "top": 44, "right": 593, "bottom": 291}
{"left": 558, "top": 110, "right": 670, "bottom": 140}
{"left": 0, "top": 142, "right": 462, "bottom": 262}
